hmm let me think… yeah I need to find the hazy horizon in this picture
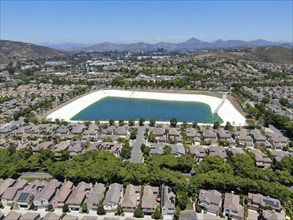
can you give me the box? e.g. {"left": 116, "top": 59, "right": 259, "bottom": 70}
{"left": 1, "top": 1, "right": 292, "bottom": 44}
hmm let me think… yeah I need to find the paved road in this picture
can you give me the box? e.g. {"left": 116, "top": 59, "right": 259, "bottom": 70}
{"left": 129, "top": 126, "right": 145, "bottom": 163}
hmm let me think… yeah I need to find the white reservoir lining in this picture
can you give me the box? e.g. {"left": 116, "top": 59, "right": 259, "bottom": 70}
{"left": 47, "top": 90, "right": 246, "bottom": 126}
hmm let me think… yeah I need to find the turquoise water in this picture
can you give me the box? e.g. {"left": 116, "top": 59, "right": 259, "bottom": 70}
{"left": 71, "top": 97, "right": 223, "bottom": 123}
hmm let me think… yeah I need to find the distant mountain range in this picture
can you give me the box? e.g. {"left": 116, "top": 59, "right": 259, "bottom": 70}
{"left": 0, "top": 40, "right": 66, "bottom": 64}
{"left": 1, "top": 39, "right": 292, "bottom": 65}
{"left": 37, "top": 38, "right": 293, "bottom": 52}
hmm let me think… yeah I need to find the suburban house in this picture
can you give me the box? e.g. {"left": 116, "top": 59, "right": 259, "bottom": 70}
{"left": 250, "top": 149, "right": 272, "bottom": 168}
{"left": 68, "top": 141, "right": 85, "bottom": 156}
{"left": 52, "top": 180, "right": 74, "bottom": 208}
{"left": 230, "top": 148, "right": 245, "bottom": 155}
{"left": 34, "top": 141, "right": 54, "bottom": 152}
{"left": 87, "top": 142, "right": 103, "bottom": 152}
{"left": 1, "top": 180, "right": 28, "bottom": 206}
{"left": 81, "top": 216, "right": 98, "bottom": 220}
{"left": 33, "top": 179, "right": 62, "bottom": 208}
{"left": 171, "top": 143, "right": 185, "bottom": 156}
{"left": 66, "top": 182, "right": 91, "bottom": 211}
{"left": 121, "top": 184, "right": 141, "bottom": 212}
{"left": 263, "top": 210, "right": 286, "bottom": 220}
{"left": 168, "top": 128, "right": 181, "bottom": 141}
{"left": 87, "top": 183, "right": 106, "bottom": 211}
{"left": 153, "top": 127, "right": 166, "bottom": 142}
{"left": 63, "top": 215, "right": 78, "bottom": 220}
{"left": 82, "top": 128, "right": 97, "bottom": 141}
{"left": 101, "top": 126, "right": 115, "bottom": 135}
{"left": 271, "top": 150, "right": 291, "bottom": 162}
{"left": 186, "top": 127, "right": 200, "bottom": 144}
{"left": 0, "top": 178, "right": 15, "bottom": 197}
{"left": 3, "top": 211, "right": 22, "bottom": 220}
{"left": 19, "top": 212, "right": 41, "bottom": 220}
{"left": 217, "top": 130, "right": 232, "bottom": 140}
{"left": 189, "top": 145, "right": 207, "bottom": 162}
{"left": 42, "top": 212, "right": 60, "bottom": 220}
{"left": 104, "top": 143, "right": 122, "bottom": 157}
{"left": 198, "top": 189, "right": 223, "bottom": 215}
{"left": 186, "top": 127, "right": 199, "bottom": 138}
{"left": 223, "top": 193, "right": 244, "bottom": 220}
{"left": 53, "top": 141, "right": 70, "bottom": 159}
{"left": 209, "top": 146, "right": 227, "bottom": 160}
{"left": 202, "top": 129, "right": 217, "bottom": 145}
{"left": 150, "top": 143, "right": 166, "bottom": 155}
{"left": 248, "top": 193, "right": 283, "bottom": 212}
{"left": 266, "top": 133, "right": 288, "bottom": 150}
{"left": 161, "top": 185, "right": 176, "bottom": 217}
{"left": 250, "top": 130, "right": 267, "bottom": 145}
{"left": 15, "top": 180, "right": 44, "bottom": 208}
{"left": 141, "top": 186, "right": 159, "bottom": 214}
{"left": 115, "top": 125, "right": 129, "bottom": 138}
{"left": 233, "top": 130, "right": 253, "bottom": 148}
{"left": 103, "top": 183, "right": 123, "bottom": 212}
{"left": 71, "top": 124, "right": 86, "bottom": 135}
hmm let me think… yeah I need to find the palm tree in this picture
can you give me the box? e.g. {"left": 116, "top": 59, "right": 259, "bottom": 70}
{"left": 170, "top": 118, "right": 177, "bottom": 127}
{"left": 149, "top": 118, "right": 156, "bottom": 127}
{"left": 139, "top": 118, "right": 145, "bottom": 126}
{"left": 128, "top": 119, "right": 135, "bottom": 126}
{"left": 109, "top": 119, "right": 115, "bottom": 126}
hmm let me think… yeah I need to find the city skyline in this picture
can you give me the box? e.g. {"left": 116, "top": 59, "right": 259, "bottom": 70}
{"left": 0, "top": 0, "right": 292, "bottom": 44}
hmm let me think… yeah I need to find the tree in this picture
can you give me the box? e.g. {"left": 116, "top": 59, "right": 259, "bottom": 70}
{"left": 174, "top": 206, "right": 181, "bottom": 220}
{"left": 170, "top": 118, "right": 177, "bottom": 127}
{"left": 246, "top": 119, "right": 256, "bottom": 129}
{"left": 109, "top": 119, "right": 115, "bottom": 126}
{"left": 141, "top": 144, "right": 150, "bottom": 157}
{"left": 213, "top": 121, "right": 220, "bottom": 129}
{"left": 130, "top": 130, "right": 137, "bottom": 140}
{"left": 81, "top": 202, "right": 88, "bottom": 213}
{"left": 134, "top": 206, "right": 144, "bottom": 218}
{"left": 128, "top": 118, "right": 135, "bottom": 126}
{"left": 0, "top": 201, "right": 3, "bottom": 209}
{"left": 139, "top": 118, "right": 145, "bottom": 126}
{"left": 119, "top": 120, "right": 125, "bottom": 126}
{"left": 224, "top": 122, "right": 234, "bottom": 131}
{"left": 192, "top": 121, "right": 198, "bottom": 128}
{"left": 46, "top": 204, "right": 54, "bottom": 212}
{"left": 7, "top": 61, "right": 15, "bottom": 75}
{"left": 97, "top": 201, "right": 106, "bottom": 215}
{"left": 24, "top": 118, "right": 29, "bottom": 124}
{"left": 163, "top": 145, "right": 172, "bottom": 155}
{"left": 195, "top": 204, "right": 202, "bottom": 213}
{"left": 177, "top": 191, "right": 188, "bottom": 210}
{"left": 152, "top": 206, "right": 161, "bottom": 219}
{"left": 116, "top": 204, "right": 122, "bottom": 215}
{"left": 121, "top": 141, "right": 131, "bottom": 159}
{"left": 103, "top": 136, "right": 113, "bottom": 142}
{"left": 279, "top": 98, "right": 289, "bottom": 107}
{"left": 62, "top": 204, "right": 69, "bottom": 213}
{"left": 149, "top": 118, "right": 156, "bottom": 127}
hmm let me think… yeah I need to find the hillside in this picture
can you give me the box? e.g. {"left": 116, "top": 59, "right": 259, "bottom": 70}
{"left": 0, "top": 40, "right": 66, "bottom": 64}
{"left": 198, "top": 46, "right": 293, "bottom": 64}
{"left": 49, "top": 38, "right": 292, "bottom": 52}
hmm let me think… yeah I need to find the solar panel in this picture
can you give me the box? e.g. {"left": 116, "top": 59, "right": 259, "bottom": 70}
{"left": 17, "top": 192, "right": 30, "bottom": 203}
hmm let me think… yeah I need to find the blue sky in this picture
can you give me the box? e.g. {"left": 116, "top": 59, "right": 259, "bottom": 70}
{"left": 1, "top": 0, "right": 292, "bottom": 43}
